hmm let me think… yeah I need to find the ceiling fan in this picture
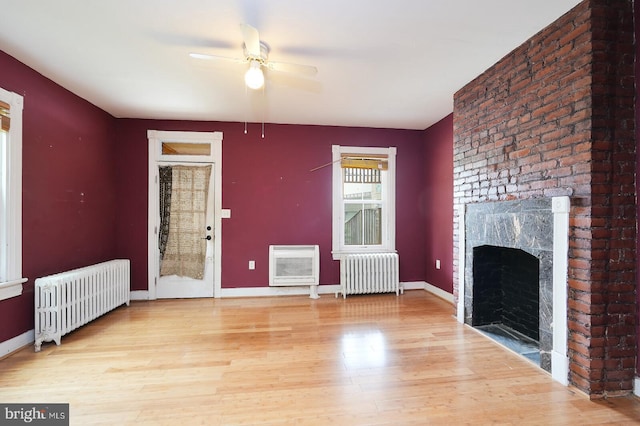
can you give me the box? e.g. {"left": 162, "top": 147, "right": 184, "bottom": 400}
{"left": 189, "top": 24, "right": 318, "bottom": 90}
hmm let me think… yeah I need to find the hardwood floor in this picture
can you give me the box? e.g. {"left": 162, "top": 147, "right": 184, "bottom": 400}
{"left": 1, "top": 291, "right": 639, "bottom": 425}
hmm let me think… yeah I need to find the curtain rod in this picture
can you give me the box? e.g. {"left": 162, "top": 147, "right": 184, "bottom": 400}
{"left": 309, "top": 156, "right": 387, "bottom": 172}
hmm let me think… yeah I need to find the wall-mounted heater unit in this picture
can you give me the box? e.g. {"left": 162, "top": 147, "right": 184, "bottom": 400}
{"left": 269, "top": 245, "right": 320, "bottom": 298}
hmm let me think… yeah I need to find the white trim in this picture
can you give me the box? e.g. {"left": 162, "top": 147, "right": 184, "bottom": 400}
{"left": 147, "top": 130, "right": 223, "bottom": 299}
{"left": 156, "top": 133, "right": 216, "bottom": 163}
{"left": 551, "top": 196, "right": 570, "bottom": 386}
{"left": 401, "top": 281, "right": 426, "bottom": 291}
{"left": 0, "top": 329, "right": 34, "bottom": 358}
{"left": 456, "top": 203, "right": 466, "bottom": 322}
{"left": 138, "top": 282, "right": 452, "bottom": 304}
{"left": 220, "top": 283, "right": 423, "bottom": 298}
{"left": 634, "top": 377, "right": 640, "bottom": 398}
{"left": 0, "top": 278, "right": 28, "bottom": 300}
{"left": 0, "top": 88, "right": 25, "bottom": 301}
{"left": 221, "top": 285, "right": 341, "bottom": 298}
{"left": 331, "top": 145, "right": 396, "bottom": 260}
{"left": 130, "top": 290, "right": 150, "bottom": 301}
{"left": 424, "top": 282, "right": 454, "bottom": 304}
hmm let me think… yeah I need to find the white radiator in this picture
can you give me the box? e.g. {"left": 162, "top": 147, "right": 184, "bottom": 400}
{"left": 337, "top": 253, "right": 401, "bottom": 298}
{"left": 34, "top": 259, "right": 130, "bottom": 352}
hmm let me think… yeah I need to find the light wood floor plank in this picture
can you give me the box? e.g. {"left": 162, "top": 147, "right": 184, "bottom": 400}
{"left": 1, "top": 291, "right": 639, "bottom": 425}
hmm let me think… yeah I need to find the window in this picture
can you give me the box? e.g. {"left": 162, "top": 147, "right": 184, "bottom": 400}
{"left": 0, "top": 87, "right": 26, "bottom": 301}
{"left": 155, "top": 134, "right": 216, "bottom": 163}
{"left": 332, "top": 145, "right": 396, "bottom": 259}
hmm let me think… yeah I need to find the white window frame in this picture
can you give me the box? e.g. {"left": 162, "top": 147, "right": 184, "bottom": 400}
{"left": 156, "top": 135, "right": 216, "bottom": 163}
{"left": 0, "top": 87, "right": 26, "bottom": 301}
{"left": 331, "top": 145, "right": 396, "bottom": 260}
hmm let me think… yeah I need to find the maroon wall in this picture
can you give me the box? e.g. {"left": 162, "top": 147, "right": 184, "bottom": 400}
{"left": 422, "top": 114, "right": 453, "bottom": 293}
{"left": 0, "top": 51, "right": 118, "bottom": 342}
{"left": 635, "top": 0, "right": 640, "bottom": 378}
{"left": 115, "top": 120, "right": 426, "bottom": 291}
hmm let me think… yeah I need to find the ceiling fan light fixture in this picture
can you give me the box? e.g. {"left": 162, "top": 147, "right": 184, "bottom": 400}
{"left": 244, "top": 60, "right": 264, "bottom": 90}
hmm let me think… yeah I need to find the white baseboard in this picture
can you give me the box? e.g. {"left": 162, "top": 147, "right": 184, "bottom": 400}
{"left": 0, "top": 329, "right": 34, "bottom": 358}
{"left": 221, "top": 282, "right": 432, "bottom": 298}
{"left": 221, "top": 284, "right": 342, "bottom": 298}
{"left": 552, "top": 350, "right": 570, "bottom": 386}
{"left": 133, "top": 286, "right": 339, "bottom": 300}
{"left": 635, "top": 377, "right": 640, "bottom": 398}
{"left": 401, "top": 281, "right": 427, "bottom": 291}
{"left": 130, "top": 290, "right": 150, "bottom": 301}
{"left": 135, "top": 282, "right": 442, "bottom": 300}
{"left": 424, "top": 281, "right": 454, "bottom": 304}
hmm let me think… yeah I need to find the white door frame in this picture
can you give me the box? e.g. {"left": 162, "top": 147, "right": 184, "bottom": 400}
{"left": 147, "top": 130, "right": 223, "bottom": 299}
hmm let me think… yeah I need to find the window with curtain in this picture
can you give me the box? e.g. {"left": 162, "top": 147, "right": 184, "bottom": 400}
{"left": 0, "top": 88, "right": 26, "bottom": 301}
{"left": 331, "top": 145, "right": 396, "bottom": 259}
{"left": 343, "top": 161, "right": 384, "bottom": 246}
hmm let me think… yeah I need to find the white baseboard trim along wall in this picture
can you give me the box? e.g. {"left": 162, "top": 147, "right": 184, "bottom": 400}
{"left": 130, "top": 290, "right": 150, "bottom": 301}
{"left": 130, "top": 281, "right": 450, "bottom": 300}
{"left": 424, "top": 282, "right": 455, "bottom": 304}
{"left": 220, "top": 281, "right": 432, "bottom": 298}
{"left": 221, "top": 284, "right": 338, "bottom": 298}
{"left": 0, "top": 329, "right": 33, "bottom": 358}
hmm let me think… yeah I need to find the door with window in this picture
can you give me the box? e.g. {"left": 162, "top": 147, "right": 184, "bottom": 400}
{"left": 148, "top": 131, "right": 223, "bottom": 299}
{"left": 156, "top": 163, "right": 214, "bottom": 298}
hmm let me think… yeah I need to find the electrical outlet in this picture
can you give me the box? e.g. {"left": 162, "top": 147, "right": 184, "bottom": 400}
{"left": 435, "top": 259, "right": 441, "bottom": 270}
{"left": 249, "top": 260, "right": 255, "bottom": 270}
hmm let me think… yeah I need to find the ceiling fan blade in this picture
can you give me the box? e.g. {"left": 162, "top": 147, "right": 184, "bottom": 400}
{"left": 266, "top": 60, "right": 318, "bottom": 77}
{"left": 268, "top": 71, "right": 323, "bottom": 93}
{"left": 189, "top": 52, "right": 246, "bottom": 64}
{"left": 241, "top": 23, "right": 261, "bottom": 58}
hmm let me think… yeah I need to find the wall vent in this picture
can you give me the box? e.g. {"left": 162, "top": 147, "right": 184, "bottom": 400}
{"left": 269, "top": 245, "right": 319, "bottom": 286}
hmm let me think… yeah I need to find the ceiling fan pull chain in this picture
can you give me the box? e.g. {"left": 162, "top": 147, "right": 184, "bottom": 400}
{"left": 244, "top": 84, "right": 248, "bottom": 135}
{"left": 261, "top": 85, "right": 265, "bottom": 139}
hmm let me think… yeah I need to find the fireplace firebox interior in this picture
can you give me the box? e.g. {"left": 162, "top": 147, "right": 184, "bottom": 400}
{"left": 472, "top": 245, "right": 540, "bottom": 342}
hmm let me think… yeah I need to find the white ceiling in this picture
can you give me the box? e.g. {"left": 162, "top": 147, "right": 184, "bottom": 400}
{"left": 0, "top": 0, "right": 581, "bottom": 130}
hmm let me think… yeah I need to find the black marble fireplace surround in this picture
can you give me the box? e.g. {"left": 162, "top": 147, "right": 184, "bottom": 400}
{"left": 464, "top": 198, "right": 553, "bottom": 372}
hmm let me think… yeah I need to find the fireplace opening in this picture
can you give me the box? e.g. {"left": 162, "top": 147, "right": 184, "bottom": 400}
{"left": 472, "top": 245, "right": 540, "bottom": 363}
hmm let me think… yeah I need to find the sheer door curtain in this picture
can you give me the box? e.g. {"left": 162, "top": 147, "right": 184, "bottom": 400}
{"left": 159, "top": 165, "right": 212, "bottom": 280}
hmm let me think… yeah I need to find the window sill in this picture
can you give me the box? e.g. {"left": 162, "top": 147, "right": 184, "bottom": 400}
{"left": 0, "top": 278, "right": 27, "bottom": 301}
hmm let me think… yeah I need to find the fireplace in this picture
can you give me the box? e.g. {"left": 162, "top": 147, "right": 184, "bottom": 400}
{"left": 472, "top": 245, "right": 540, "bottom": 342}
{"left": 458, "top": 197, "right": 569, "bottom": 379}
{"left": 451, "top": 1, "right": 636, "bottom": 396}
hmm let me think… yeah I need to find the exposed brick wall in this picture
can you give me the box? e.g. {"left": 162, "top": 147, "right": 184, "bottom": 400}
{"left": 452, "top": 0, "right": 636, "bottom": 398}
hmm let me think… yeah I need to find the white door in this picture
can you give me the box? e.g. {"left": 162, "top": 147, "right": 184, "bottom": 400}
{"left": 147, "top": 130, "right": 223, "bottom": 300}
{"left": 155, "top": 163, "right": 215, "bottom": 298}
